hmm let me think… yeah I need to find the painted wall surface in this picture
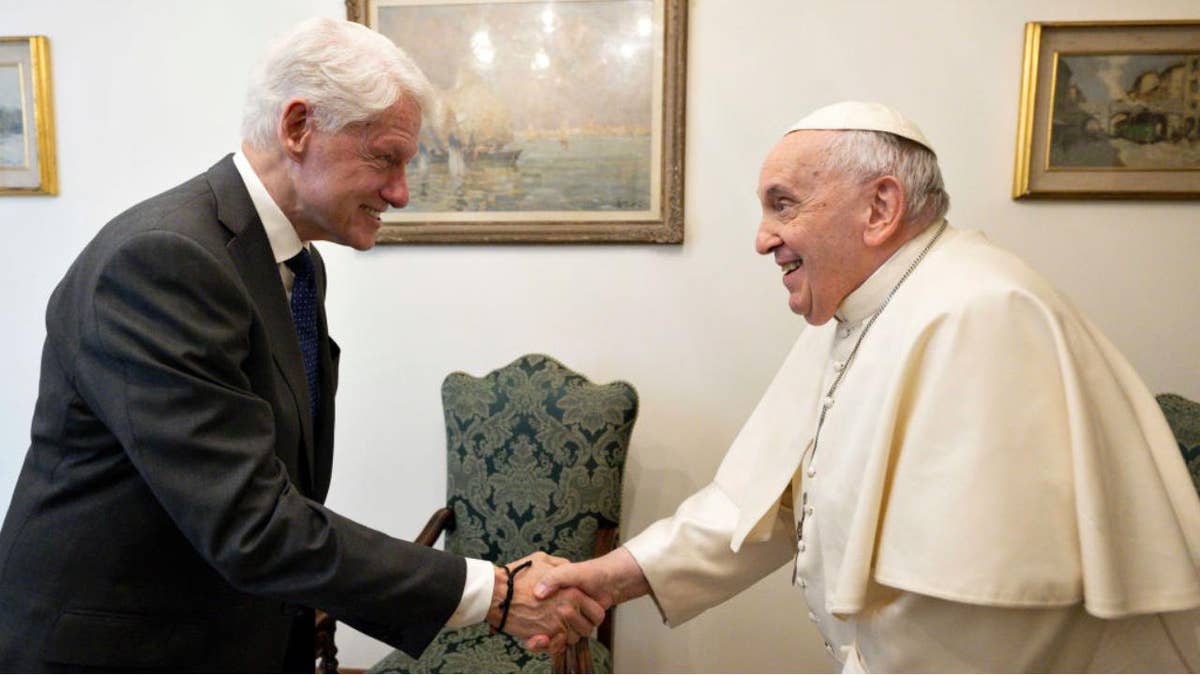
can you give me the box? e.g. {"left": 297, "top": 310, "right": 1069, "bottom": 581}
{"left": 1, "top": 1, "right": 1197, "bottom": 672}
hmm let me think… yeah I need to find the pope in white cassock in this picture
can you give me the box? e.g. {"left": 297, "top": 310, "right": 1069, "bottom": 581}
{"left": 532, "top": 102, "right": 1200, "bottom": 672}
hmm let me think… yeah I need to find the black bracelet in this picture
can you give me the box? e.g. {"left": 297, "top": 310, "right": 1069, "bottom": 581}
{"left": 496, "top": 559, "right": 534, "bottom": 634}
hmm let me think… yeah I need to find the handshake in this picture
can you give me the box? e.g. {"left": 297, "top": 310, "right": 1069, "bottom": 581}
{"left": 486, "top": 548, "right": 650, "bottom": 655}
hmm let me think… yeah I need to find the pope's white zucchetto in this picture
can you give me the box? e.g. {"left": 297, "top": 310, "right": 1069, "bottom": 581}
{"left": 786, "top": 101, "right": 936, "bottom": 155}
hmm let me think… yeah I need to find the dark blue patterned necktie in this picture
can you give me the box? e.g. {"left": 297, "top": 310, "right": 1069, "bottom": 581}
{"left": 285, "top": 249, "right": 320, "bottom": 420}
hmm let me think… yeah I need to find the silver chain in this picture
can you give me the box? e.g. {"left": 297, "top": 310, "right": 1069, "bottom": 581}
{"left": 809, "top": 220, "right": 948, "bottom": 461}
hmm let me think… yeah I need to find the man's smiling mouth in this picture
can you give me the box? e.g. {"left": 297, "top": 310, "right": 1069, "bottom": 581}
{"left": 781, "top": 259, "right": 803, "bottom": 274}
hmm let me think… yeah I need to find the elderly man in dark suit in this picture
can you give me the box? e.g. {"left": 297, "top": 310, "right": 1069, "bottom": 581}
{"left": 0, "top": 17, "right": 600, "bottom": 672}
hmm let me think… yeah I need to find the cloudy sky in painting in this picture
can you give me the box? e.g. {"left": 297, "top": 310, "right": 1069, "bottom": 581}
{"left": 377, "top": 0, "right": 656, "bottom": 131}
{"left": 1062, "top": 53, "right": 1192, "bottom": 102}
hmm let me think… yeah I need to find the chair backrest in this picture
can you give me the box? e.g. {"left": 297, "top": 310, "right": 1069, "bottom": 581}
{"left": 440, "top": 354, "right": 638, "bottom": 563}
{"left": 1156, "top": 393, "right": 1200, "bottom": 495}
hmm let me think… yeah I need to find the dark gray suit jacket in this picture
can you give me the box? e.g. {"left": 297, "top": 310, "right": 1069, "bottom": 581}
{"left": 0, "top": 156, "right": 465, "bottom": 671}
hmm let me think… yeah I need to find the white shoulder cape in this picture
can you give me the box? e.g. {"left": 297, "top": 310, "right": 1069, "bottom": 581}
{"left": 715, "top": 228, "right": 1200, "bottom": 619}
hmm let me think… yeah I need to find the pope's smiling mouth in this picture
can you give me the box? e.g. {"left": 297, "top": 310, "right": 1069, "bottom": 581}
{"left": 781, "top": 259, "right": 803, "bottom": 275}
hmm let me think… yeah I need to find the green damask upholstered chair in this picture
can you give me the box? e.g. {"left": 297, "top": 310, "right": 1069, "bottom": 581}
{"left": 370, "top": 354, "right": 638, "bottom": 674}
{"left": 1157, "top": 393, "right": 1200, "bottom": 495}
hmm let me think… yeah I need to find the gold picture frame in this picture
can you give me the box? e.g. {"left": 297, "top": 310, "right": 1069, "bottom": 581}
{"left": 1012, "top": 20, "right": 1200, "bottom": 200}
{"left": 0, "top": 35, "right": 57, "bottom": 196}
{"left": 347, "top": 0, "right": 686, "bottom": 243}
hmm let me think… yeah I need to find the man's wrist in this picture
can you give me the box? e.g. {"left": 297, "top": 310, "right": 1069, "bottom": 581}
{"left": 445, "top": 558, "right": 497, "bottom": 628}
{"left": 485, "top": 564, "right": 506, "bottom": 628}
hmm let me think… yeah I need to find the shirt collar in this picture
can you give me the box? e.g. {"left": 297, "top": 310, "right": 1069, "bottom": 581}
{"left": 835, "top": 218, "right": 946, "bottom": 326}
{"left": 232, "top": 149, "right": 305, "bottom": 264}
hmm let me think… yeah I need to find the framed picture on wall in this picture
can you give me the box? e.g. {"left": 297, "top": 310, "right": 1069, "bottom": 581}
{"left": 1012, "top": 20, "right": 1200, "bottom": 199}
{"left": 346, "top": 0, "right": 686, "bottom": 243}
{"left": 0, "top": 35, "right": 57, "bottom": 196}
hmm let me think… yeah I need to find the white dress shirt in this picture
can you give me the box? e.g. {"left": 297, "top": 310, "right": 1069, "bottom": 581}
{"left": 231, "top": 150, "right": 494, "bottom": 629}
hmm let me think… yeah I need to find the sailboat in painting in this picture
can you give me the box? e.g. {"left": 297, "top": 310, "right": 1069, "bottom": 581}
{"left": 419, "top": 72, "right": 522, "bottom": 171}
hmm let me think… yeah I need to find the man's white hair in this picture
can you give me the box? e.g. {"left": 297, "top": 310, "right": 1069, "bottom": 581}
{"left": 821, "top": 130, "right": 950, "bottom": 227}
{"left": 241, "top": 17, "right": 432, "bottom": 149}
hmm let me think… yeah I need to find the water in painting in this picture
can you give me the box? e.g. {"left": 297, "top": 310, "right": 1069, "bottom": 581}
{"left": 1050, "top": 53, "right": 1200, "bottom": 169}
{"left": 376, "top": 0, "right": 656, "bottom": 215}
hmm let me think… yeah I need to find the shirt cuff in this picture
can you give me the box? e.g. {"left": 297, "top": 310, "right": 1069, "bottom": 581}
{"left": 445, "top": 557, "right": 495, "bottom": 628}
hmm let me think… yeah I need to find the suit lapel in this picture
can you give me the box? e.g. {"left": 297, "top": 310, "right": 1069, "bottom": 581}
{"left": 206, "top": 155, "right": 317, "bottom": 496}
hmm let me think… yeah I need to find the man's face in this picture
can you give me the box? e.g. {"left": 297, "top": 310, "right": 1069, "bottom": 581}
{"left": 754, "top": 130, "right": 875, "bottom": 325}
{"left": 290, "top": 96, "right": 421, "bottom": 251}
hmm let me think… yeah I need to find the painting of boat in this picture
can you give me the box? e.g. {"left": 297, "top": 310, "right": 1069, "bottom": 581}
{"left": 373, "top": 0, "right": 659, "bottom": 216}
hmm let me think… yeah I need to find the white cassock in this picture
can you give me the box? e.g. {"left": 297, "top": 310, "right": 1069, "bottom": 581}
{"left": 624, "top": 222, "right": 1200, "bottom": 672}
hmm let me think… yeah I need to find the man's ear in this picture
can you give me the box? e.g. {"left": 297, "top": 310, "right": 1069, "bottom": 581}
{"left": 278, "top": 99, "right": 313, "bottom": 160}
{"left": 863, "top": 175, "right": 906, "bottom": 248}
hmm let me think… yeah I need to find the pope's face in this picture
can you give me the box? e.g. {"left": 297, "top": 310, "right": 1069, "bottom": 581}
{"left": 755, "top": 131, "right": 875, "bottom": 325}
{"left": 289, "top": 96, "right": 421, "bottom": 251}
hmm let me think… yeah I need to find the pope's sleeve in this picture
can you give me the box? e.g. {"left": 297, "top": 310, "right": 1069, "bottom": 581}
{"left": 622, "top": 481, "right": 795, "bottom": 626}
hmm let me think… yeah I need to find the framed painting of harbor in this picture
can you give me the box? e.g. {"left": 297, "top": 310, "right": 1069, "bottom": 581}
{"left": 1013, "top": 21, "right": 1200, "bottom": 199}
{"left": 0, "top": 36, "right": 56, "bottom": 196}
{"left": 348, "top": 0, "right": 686, "bottom": 242}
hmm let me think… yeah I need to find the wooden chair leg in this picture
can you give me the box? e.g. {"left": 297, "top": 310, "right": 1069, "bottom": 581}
{"left": 573, "top": 641, "right": 593, "bottom": 673}
{"left": 552, "top": 642, "right": 593, "bottom": 674}
{"left": 315, "top": 610, "right": 339, "bottom": 673}
{"left": 592, "top": 527, "right": 619, "bottom": 653}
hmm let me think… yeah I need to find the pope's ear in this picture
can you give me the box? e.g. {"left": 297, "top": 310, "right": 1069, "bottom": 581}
{"left": 862, "top": 175, "right": 906, "bottom": 248}
{"left": 278, "top": 99, "right": 314, "bottom": 160}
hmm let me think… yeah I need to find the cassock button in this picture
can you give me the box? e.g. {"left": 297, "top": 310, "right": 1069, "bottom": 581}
{"left": 832, "top": 360, "right": 846, "bottom": 372}
{"left": 804, "top": 505, "right": 814, "bottom": 516}
{"left": 822, "top": 396, "right": 834, "bottom": 409}
{"left": 806, "top": 466, "right": 816, "bottom": 478}
{"left": 798, "top": 577, "right": 807, "bottom": 589}
{"left": 798, "top": 541, "right": 806, "bottom": 553}
{"left": 807, "top": 611, "right": 818, "bottom": 623}
{"left": 824, "top": 641, "right": 835, "bottom": 655}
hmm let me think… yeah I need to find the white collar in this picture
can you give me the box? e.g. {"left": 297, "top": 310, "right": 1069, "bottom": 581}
{"left": 835, "top": 219, "right": 946, "bottom": 326}
{"left": 231, "top": 149, "right": 305, "bottom": 264}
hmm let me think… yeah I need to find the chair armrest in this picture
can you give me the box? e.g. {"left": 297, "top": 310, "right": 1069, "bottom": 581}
{"left": 592, "top": 526, "right": 618, "bottom": 558}
{"left": 314, "top": 507, "right": 456, "bottom": 672}
{"left": 415, "top": 507, "right": 456, "bottom": 547}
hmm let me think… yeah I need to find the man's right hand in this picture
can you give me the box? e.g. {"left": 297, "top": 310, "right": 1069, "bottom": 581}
{"left": 521, "top": 546, "right": 652, "bottom": 651}
{"left": 486, "top": 552, "right": 606, "bottom": 655}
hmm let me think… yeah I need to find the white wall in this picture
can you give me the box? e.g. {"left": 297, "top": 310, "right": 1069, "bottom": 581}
{"left": 2, "top": 0, "right": 1198, "bottom": 672}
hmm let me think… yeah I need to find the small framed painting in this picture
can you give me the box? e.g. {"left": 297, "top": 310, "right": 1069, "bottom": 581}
{"left": 347, "top": 0, "right": 686, "bottom": 243}
{"left": 1012, "top": 21, "right": 1200, "bottom": 199}
{"left": 0, "top": 36, "right": 57, "bottom": 196}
